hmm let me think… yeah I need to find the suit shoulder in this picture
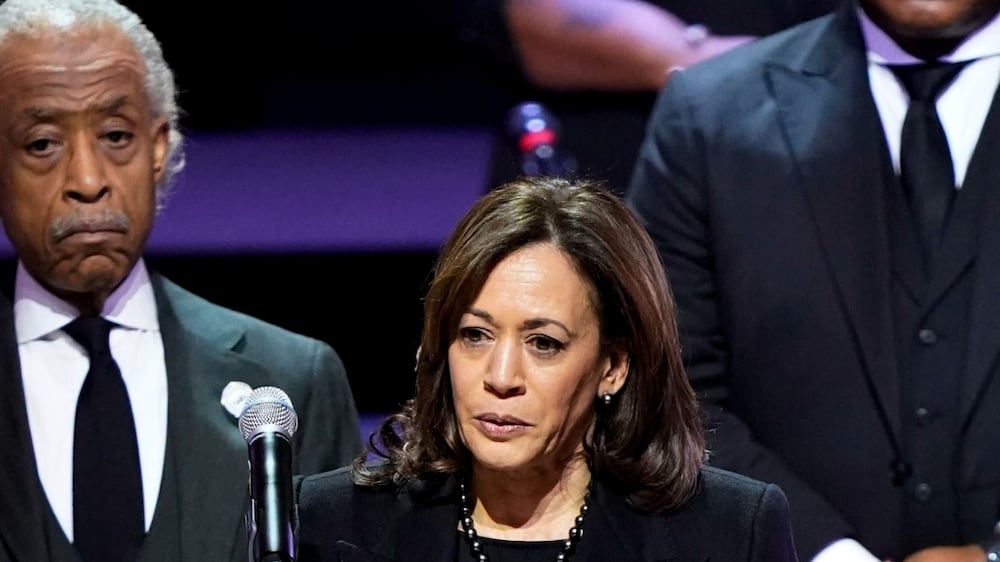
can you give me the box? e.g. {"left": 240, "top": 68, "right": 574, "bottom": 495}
{"left": 659, "top": 467, "right": 794, "bottom": 560}
{"left": 298, "top": 466, "right": 359, "bottom": 511}
{"left": 297, "top": 465, "right": 412, "bottom": 556}
{"left": 665, "top": 14, "right": 833, "bottom": 98}
{"left": 298, "top": 464, "right": 409, "bottom": 510}
{"left": 693, "top": 466, "right": 790, "bottom": 518}
{"left": 153, "top": 273, "right": 336, "bottom": 353}
{"left": 701, "top": 465, "right": 770, "bottom": 493}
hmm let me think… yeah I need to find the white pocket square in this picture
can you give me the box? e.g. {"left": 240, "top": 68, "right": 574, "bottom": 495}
{"left": 220, "top": 380, "right": 254, "bottom": 419}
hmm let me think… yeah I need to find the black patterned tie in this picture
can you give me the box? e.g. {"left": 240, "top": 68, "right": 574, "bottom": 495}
{"left": 889, "top": 61, "right": 969, "bottom": 271}
{"left": 64, "top": 316, "right": 144, "bottom": 561}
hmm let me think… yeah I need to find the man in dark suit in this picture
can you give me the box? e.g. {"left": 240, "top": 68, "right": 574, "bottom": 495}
{"left": 0, "top": 1, "right": 361, "bottom": 561}
{"left": 627, "top": 0, "right": 1000, "bottom": 560}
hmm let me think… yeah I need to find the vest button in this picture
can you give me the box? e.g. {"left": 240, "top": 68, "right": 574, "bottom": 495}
{"left": 917, "top": 329, "right": 937, "bottom": 345}
{"left": 914, "top": 482, "right": 933, "bottom": 502}
{"left": 915, "top": 407, "right": 930, "bottom": 425}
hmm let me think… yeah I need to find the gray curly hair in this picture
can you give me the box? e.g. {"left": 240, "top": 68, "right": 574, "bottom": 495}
{"left": 0, "top": 0, "right": 184, "bottom": 208}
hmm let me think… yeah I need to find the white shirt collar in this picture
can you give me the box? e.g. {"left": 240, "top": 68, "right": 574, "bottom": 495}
{"left": 858, "top": 5, "right": 1000, "bottom": 64}
{"left": 14, "top": 258, "right": 160, "bottom": 343}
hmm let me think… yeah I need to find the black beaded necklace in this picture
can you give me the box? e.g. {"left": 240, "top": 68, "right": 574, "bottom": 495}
{"left": 458, "top": 480, "right": 591, "bottom": 562}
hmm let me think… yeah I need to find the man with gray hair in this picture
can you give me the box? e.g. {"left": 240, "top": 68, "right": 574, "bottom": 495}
{"left": 0, "top": 1, "right": 361, "bottom": 560}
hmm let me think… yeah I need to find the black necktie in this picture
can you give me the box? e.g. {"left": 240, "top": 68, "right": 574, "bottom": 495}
{"left": 64, "top": 315, "right": 144, "bottom": 561}
{"left": 889, "top": 61, "right": 969, "bottom": 271}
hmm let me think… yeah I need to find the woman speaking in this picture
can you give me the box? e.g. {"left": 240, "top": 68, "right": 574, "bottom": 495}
{"left": 295, "top": 176, "right": 798, "bottom": 561}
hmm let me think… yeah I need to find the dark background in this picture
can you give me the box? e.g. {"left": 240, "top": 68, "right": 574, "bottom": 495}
{"left": 107, "top": 2, "right": 507, "bottom": 415}
{"left": 124, "top": 3, "right": 503, "bottom": 130}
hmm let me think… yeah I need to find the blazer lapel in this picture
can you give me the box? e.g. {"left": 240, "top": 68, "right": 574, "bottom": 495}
{"left": 0, "top": 294, "right": 51, "bottom": 562}
{"left": 153, "top": 277, "right": 273, "bottom": 562}
{"left": 768, "top": 7, "right": 902, "bottom": 445}
{"left": 584, "top": 481, "right": 673, "bottom": 562}
{"left": 917, "top": 84, "right": 1000, "bottom": 310}
{"left": 392, "top": 503, "right": 460, "bottom": 562}
{"left": 959, "top": 83, "right": 1000, "bottom": 422}
{"left": 381, "top": 477, "right": 461, "bottom": 562}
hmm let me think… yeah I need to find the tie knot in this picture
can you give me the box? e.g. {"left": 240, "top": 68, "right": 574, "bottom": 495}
{"left": 889, "top": 61, "right": 969, "bottom": 102}
{"left": 63, "top": 315, "right": 114, "bottom": 357}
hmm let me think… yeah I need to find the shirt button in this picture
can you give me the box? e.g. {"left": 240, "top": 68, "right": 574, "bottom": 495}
{"left": 918, "top": 329, "right": 937, "bottom": 345}
{"left": 915, "top": 407, "right": 931, "bottom": 425}
{"left": 914, "top": 482, "right": 932, "bottom": 502}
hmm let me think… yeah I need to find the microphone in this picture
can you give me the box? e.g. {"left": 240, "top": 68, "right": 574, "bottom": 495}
{"left": 239, "top": 386, "right": 299, "bottom": 562}
{"left": 505, "top": 101, "right": 577, "bottom": 178}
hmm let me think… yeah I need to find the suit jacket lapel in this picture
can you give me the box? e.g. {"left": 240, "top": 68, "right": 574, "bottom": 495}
{"left": 585, "top": 481, "right": 673, "bottom": 562}
{"left": 768, "top": 7, "right": 902, "bottom": 445}
{"left": 0, "top": 294, "right": 52, "bottom": 562}
{"left": 917, "top": 85, "right": 1000, "bottom": 310}
{"left": 392, "top": 502, "right": 460, "bottom": 562}
{"left": 153, "top": 276, "right": 267, "bottom": 562}
{"left": 960, "top": 83, "right": 1000, "bottom": 422}
{"left": 392, "top": 476, "right": 461, "bottom": 562}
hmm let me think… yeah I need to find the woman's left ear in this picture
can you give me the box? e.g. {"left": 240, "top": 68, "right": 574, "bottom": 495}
{"left": 600, "top": 345, "right": 630, "bottom": 397}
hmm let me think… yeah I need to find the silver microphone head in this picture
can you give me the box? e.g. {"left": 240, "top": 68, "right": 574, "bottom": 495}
{"left": 238, "top": 386, "right": 299, "bottom": 441}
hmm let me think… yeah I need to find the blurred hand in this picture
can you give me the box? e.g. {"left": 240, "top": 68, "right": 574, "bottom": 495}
{"left": 901, "top": 545, "right": 986, "bottom": 562}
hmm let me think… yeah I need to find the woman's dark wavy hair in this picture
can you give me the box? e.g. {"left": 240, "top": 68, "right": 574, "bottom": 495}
{"left": 353, "top": 176, "right": 705, "bottom": 512}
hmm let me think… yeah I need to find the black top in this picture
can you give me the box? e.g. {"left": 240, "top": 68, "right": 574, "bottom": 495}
{"left": 455, "top": 533, "right": 564, "bottom": 562}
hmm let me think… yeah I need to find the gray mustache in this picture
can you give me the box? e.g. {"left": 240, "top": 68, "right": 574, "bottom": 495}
{"left": 51, "top": 209, "right": 131, "bottom": 241}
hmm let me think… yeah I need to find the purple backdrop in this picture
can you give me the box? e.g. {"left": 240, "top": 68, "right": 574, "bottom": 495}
{"left": 0, "top": 127, "right": 493, "bottom": 256}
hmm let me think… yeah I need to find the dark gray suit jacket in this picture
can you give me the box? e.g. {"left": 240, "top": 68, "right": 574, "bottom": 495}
{"left": 627, "top": 3, "right": 1000, "bottom": 559}
{"left": 294, "top": 465, "right": 797, "bottom": 562}
{"left": 0, "top": 272, "right": 362, "bottom": 562}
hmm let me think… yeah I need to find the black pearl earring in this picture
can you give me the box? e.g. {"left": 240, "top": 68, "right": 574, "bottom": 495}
{"left": 601, "top": 393, "right": 612, "bottom": 406}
